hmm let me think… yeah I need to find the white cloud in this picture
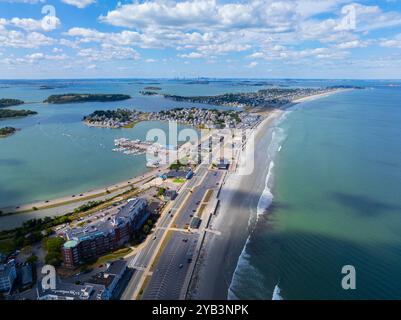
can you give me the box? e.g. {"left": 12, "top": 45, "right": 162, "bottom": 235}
{"left": 10, "top": 17, "right": 61, "bottom": 32}
{"left": 178, "top": 52, "right": 205, "bottom": 59}
{"left": 52, "top": 47, "right": 63, "bottom": 53}
{"left": 380, "top": 34, "right": 401, "bottom": 48}
{"left": 335, "top": 40, "right": 369, "bottom": 49}
{"left": 61, "top": 0, "right": 96, "bottom": 9}
{"left": 0, "top": 28, "right": 54, "bottom": 48}
{"left": 2, "top": 51, "right": 68, "bottom": 65}
{"left": 77, "top": 44, "right": 140, "bottom": 61}
{"left": 247, "top": 61, "right": 258, "bottom": 68}
{"left": 2, "top": 0, "right": 45, "bottom": 3}
{"left": 99, "top": 0, "right": 302, "bottom": 33}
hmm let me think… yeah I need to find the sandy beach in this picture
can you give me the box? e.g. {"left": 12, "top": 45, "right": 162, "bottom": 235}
{"left": 188, "top": 89, "right": 347, "bottom": 300}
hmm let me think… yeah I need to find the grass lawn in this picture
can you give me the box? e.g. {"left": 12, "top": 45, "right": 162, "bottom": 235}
{"left": 173, "top": 178, "right": 185, "bottom": 183}
{"left": 91, "top": 247, "right": 132, "bottom": 267}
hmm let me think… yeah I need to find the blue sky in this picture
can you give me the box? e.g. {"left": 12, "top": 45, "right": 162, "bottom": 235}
{"left": 0, "top": 0, "right": 401, "bottom": 79}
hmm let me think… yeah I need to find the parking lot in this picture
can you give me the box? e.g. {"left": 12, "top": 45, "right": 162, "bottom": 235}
{"left": 142, "top": 231, "right": 198, "bottom": 300}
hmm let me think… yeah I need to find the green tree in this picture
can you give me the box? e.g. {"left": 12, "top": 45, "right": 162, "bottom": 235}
{"left": 44, "top": 237, "right": 65, "bottom": 266}
{"left": 143, "top": 225, "right": 150, "bottom": 234}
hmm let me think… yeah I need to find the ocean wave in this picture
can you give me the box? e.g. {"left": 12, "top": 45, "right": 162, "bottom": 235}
{"left": 228, "top": 237, "right": 265, "bottom": 300}
{"left": 256, "top": 160, "right": 274, "bottom": 219}
{"left": 272, "top": 284, "right": 284, "bottom": 300}
{"left": 228, "top": 111, "right": 289, "bottom": 299}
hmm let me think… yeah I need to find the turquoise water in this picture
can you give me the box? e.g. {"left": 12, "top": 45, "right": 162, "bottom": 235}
{"left": 3, "top": 79, "right": 401, "bottom": 299}
{"left": 1, "top": 79, "right": 277, "bottom": 209}
{"left": 229, "top": 87, "right": 401, "bottom": 299}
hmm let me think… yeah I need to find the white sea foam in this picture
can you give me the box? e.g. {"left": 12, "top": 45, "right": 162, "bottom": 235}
{"left": 227, "top": 237, "right": 254, "bottom": 300}
{"left": 272, "top": 284, "right": 284, "bottom": 300}
{"left": 256, "top": 160, "right": 274, "bottom": 219}
{"left": 228, "top": 110, "right": 289, "bottom": 299}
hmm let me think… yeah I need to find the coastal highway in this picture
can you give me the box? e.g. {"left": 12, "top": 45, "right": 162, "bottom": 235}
{"left": 141, "top": 168, "right": 224, "bottom": 300}
{"left": 121, "top": 135, "right": 226, "bottom": 300}
{"left": 142, "top": 232, "right": 199, "bottom": 299}
{"left": 120, "top": 163, "right": 210, "bottom": 300}
{"left": 174, "top": 170, "right": 223, "bottom": 228}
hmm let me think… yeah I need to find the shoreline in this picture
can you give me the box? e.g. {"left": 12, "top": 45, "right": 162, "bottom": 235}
{"left": 0, "top": 165, "right": 164, "bottom": 216}
{"left": 188, "top": 88, "right": 348, "bottom": 299}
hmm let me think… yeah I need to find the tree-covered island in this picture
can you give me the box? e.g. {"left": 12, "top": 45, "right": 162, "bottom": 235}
{"left": 44, "top": 93, "right": 131, "bottom": 104}
{"left": 0, "top": 127, "right": 18, "bottom": 138}
{"left": 0, "top": 98, "right": 24, "bottom": 108}
{"left": 0, "top": 109, "right": 37, "bottom": 119}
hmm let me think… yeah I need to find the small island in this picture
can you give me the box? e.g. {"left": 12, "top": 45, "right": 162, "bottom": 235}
{"left": 0, "top": 98, "right": 24, "bottom": 108}
{"left": 44, "top": 93, "right": 131, "bottom": 104}
{"left": 0, "top": 109, "right": 38, "bottom": 119}
{"left": 144, "top": 86, "right": 161, "bottom": 90}
{"left": 39, "top": 85, "right": 55, "bottom": 90}
{"left": 139, "top": 91, "right": 160, "bottom": 96}
{"left": 0, "top": 127, "right": 18, "bottom": 138}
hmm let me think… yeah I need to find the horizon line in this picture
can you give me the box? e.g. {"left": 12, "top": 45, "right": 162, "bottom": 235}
{"left": 1, "top": 77, "right": 401, "bottom": 81}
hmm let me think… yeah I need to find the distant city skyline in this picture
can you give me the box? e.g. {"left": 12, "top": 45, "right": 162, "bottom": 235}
{"left": 1, "top": 0, "right": 401, "bottom": 79}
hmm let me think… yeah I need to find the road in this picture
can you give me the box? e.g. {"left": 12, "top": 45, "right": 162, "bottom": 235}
{"left": 121, "top": 161, "right": 224, "bottom": 300}
{"left": 120, "top": 163, "right": 210, "bottom": 300}
{"left": 142, "top": 232, "right": 198, "bottom": 299}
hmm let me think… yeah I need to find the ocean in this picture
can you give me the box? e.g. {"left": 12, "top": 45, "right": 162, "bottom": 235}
{"left": 228, "top": 85, "right": 401, "bottom": 299}
{"left": 0, "top": 79, "right": 253, "bottom": 211}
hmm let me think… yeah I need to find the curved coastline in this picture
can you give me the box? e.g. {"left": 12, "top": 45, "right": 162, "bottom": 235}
{"left": 187, "top": 89, "right": 348, "bottom": 300}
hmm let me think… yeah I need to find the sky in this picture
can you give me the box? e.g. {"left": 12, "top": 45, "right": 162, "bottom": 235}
{"left": 0, "top": 0, "right": 401, "bottom": 79}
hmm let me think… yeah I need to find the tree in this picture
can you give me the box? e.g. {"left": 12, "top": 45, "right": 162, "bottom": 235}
{"left": 26, "top": 254, "right": 38, "bottom": 264}
{"left": 44, "top": 237, "right": 65, "bottom": 266}
{"left": 142, "top": 225, "right": 150, "bottom": 234}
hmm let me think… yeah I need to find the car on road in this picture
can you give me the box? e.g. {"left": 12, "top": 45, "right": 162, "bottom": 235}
{"left": 153, "top": 236, "right": 157, "bottom": 240}
{"left": 179, "top": 264, "right": 183, "bottom": 269}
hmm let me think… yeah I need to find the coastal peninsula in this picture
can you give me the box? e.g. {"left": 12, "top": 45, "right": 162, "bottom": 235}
{"left": 0, "top": 98, "right": 24, "bottom": 108}
{"left": 139, "top": 90, "right": 160, "bottom": 96}
{"left": 0, "top": 127, "right": 18, "bottom": 138}
{"left": 44, "top": 93, "right": 131, "bottom": 104}
{"left": 163, "top": 87, "right": 341, "bottom": 109}
{"left": 144, "top": 86, "right": 161, "bottom": 90}
{"left": 83, "top": 107, "right": 260, "bottom": 129}
{"left": 0, "top": 109, "right": 37, "bottom": 119}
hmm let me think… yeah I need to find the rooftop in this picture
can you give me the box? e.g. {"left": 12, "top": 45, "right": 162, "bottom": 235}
{"left": 63, "top": 240, "right": 78, "bottom": 249}
{"left": 37, "top": 280, "right": 105, "bottom": 300}
{"left": 64, "top": 198, "right": 147, "bottom": 244}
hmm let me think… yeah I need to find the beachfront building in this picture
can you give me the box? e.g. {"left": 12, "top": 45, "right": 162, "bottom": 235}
{"left": 37, "top": 260, "right": 130, "bottom": 300}
{"left": 87, "top": 260, "right": 130, "bottom": 300}
{"left": 0, "top": 260, "right": 17, "bottom": 293}
{"left": 37, "top": 280, "right": 106, "bottom": 300}
{"left": 62, "top": 198, "right": 148, "bottom": 268}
